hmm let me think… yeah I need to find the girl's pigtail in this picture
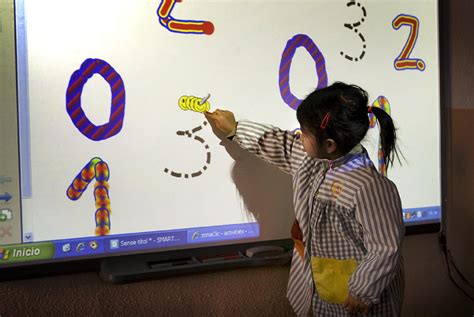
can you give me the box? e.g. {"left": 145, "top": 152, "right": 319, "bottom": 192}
{"left": 370, "top": 107, "right": 400, "bottom": 168}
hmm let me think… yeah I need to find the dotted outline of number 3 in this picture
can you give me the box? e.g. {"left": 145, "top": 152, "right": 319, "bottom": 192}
{"left": 340, "top": 1, "right": 367, "bottom": 62}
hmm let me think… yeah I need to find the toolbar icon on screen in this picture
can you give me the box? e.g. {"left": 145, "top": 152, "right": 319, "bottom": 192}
{"left": 76, "top": 242, "right": 86, "bottom": 252}
{"left": 89, "top": 241, "right": 99, "bottom": 250}
{"left": 110, "top": 239, "right": 119, "bottom": 250}
{"left": 0, "top": 209, "right": 12, "bottom": 222}
{"left": 0, "top": 248, "right": 9, "bottom": 260}
{"left": 62, "top": 243, "right": 71, "bottom": 253}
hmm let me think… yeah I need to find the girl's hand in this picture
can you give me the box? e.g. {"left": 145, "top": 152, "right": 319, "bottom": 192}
{"left": 343, "top": 294, "right": 369, "bottom": 315}
{"left": 204, "top": 109, "right": 237, "bottom": 136}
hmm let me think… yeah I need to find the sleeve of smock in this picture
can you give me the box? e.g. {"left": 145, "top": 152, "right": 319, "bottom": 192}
{"left": 232, "top": 120, "right": 307, "bottom": 175}
{"left": 348, "top": 174, "right": 405, "bottom": 305}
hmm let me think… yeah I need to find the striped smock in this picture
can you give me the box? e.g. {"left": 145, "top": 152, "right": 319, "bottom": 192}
{"left": 233, "top": 120, "right": 405, "bottom": 316}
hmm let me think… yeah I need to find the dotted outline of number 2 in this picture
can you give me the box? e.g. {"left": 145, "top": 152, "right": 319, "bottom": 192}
{"left": 340, "top": 1, "right": 367, "bottom": 62}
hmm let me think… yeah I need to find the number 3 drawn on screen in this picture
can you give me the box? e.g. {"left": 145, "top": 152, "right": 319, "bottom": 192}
{"left": 157, "top": 0, "right": 214, "bottom": 35}
{"left": 340, "top": 1, "right": 367, "bottom": 62}
{"left": 392, "top": 14, "right": 425, "bottom": 71}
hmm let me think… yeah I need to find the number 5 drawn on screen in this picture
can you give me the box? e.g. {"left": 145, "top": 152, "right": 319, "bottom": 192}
{"left": 163, "top": 96, "right": 211, "bottom": 179}
{"left": 164, "top": 123, "right": 211, "bottom": 178}
{"left": 392, "top": 14, "right": 425, "bottom": 71}
{"left": 67, "top": 158, "right": 112, "bottom": 236}
{"left": 156, "top": 0, "right": 214, "bottom": 35}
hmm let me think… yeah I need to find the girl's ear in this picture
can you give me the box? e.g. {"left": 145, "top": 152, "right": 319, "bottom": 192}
{"left": 325, "top": 138, "right": 338, "bottom": 154}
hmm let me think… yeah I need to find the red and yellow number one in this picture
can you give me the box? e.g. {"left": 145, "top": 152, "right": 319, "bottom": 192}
{"left": 67, "top": 157, "right": 112, "bottom": 236}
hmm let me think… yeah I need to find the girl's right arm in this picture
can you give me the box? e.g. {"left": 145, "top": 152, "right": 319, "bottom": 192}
{"left": 205, "top": 110, "right": 306, "bottom": 175}
{"left": 233, "top": 120, "right": 306, "bottom": 175}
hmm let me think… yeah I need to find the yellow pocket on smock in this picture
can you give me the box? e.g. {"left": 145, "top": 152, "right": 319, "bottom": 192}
{"left": 311, "top": 257, "right": 358, "bottom": 304}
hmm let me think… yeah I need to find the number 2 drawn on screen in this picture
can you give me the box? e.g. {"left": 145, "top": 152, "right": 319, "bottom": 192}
{"left": 157, "top": 0, "right": 214, "bottom": 35}
{"left": 392, "top": 14, "right": 425, "bottom": 71}
{"left": 66, "top": 158, "right": 112, "bottom": 236}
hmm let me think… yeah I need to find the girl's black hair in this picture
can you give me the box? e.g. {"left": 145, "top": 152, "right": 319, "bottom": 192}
{"left": 296, "top": 82, "right": 400, "bottom": 168}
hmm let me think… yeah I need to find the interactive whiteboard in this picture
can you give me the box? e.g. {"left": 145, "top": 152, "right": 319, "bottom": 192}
{"left": 0, "top": 0, "right": 440, "bottom": 266}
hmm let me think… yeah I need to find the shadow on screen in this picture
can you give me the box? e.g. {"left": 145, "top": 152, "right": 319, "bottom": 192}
{"left": 217, "top": 137, "right": 295, "bottom": 240}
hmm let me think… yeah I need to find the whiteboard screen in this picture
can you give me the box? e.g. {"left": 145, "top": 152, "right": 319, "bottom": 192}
{"left": 1, "top": 0, "right": 440, "bottom": 266}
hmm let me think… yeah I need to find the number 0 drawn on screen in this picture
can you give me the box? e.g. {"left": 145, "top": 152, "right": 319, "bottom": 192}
{"left": 66, "top": 58, "right": 126, "bottom": 141}
{"left": 164, "top": 121, "right": 211, "bottom": 178}
{"left": 369, "top": 96, "right": 391, "bottom": 176}
{"left": 67, "top": 157, "right": 112, "bottom": 236}
{"left": 392, "top": 14, "right": 425, "bottom": 71}
{"left": 278, "top": 34, "right": 328, "bottom": 110}
{"left": 157, "top": 0, "right": 214, "bottom": 35}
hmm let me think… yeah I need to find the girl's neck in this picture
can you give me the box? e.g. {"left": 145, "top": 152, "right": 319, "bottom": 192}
{"left": 323, "top": 149, "right": 344, "bottom": 161}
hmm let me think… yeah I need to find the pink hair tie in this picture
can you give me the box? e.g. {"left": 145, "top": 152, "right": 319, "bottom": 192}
{"left": 320, "top": 112, "right": 331, "bottom": 129}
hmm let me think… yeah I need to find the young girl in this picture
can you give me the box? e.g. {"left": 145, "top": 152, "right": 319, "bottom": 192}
{"left": 205, "top": 82, "right": 404, "bottom": 316}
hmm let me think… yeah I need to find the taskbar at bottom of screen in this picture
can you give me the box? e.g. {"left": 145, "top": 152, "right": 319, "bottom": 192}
{"left": 402, "top": 205, "right": 441, "bottom": 223}
{"left": 0, "top": 222, "right": 260, "bottom": 265}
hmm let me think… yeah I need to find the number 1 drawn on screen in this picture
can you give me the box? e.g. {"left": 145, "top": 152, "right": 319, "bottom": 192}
{"left": 66, "top": 158, "right": 112, "bottom": 236}
{"left": 392, "top": 14, "right": 425, "bottom": 71}
{"left": 156, "top": 0, "right": 214, "bottom": 35}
